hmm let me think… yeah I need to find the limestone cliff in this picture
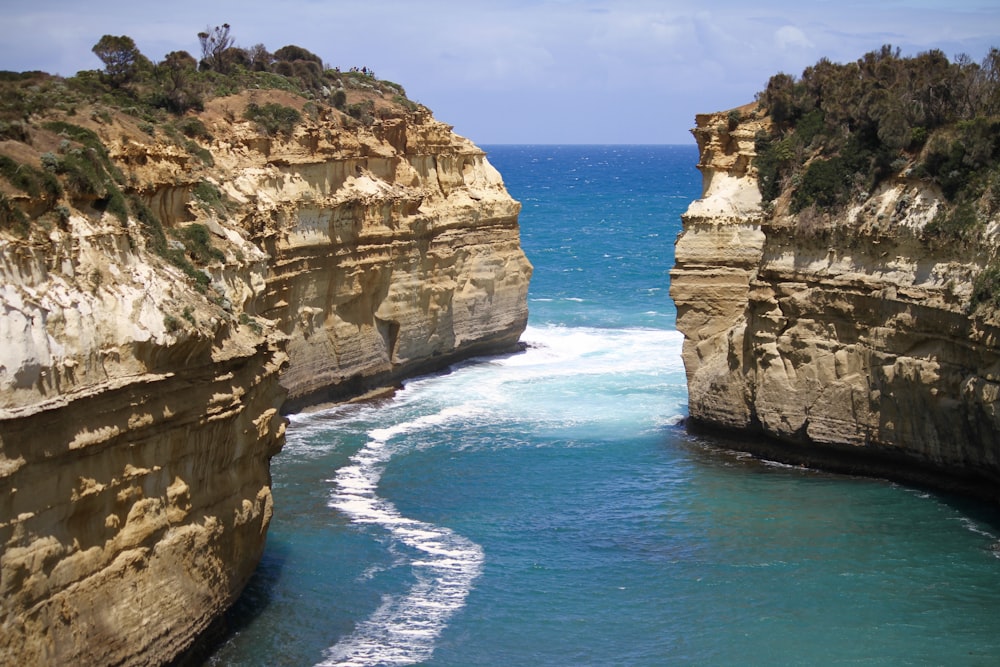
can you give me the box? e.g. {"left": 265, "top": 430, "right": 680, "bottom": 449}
{"left": 0, "top": 77, "right": 530, "bottom": 665}
{"left": 670, "top": 107, "right": 1000, "bottom": 498}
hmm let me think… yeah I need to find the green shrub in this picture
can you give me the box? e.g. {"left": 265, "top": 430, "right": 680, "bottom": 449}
{"left": 43, "top": 121, "right": 106, "bottom": 154}
{"left": 165, "top": 246, "right": 210, "bottom": 291}
{"left": 53, "top": 147, "right": 128, "bottom": 222}
{"left": 754, "top": 132, "right": 797, "bottom": 203}
{"left": 916, "top": 118, "right": 1000, "bottom": 203}
{"left": 377, "top": 79, "right": 408, "bottom": 98}
{"left": 0, "top": 120, "right": 29, "bottom": 142}
{"left": 242, "top": 101, "right": 301, "bottom": 136}
{"left": 43, "top": 121, "right": 125, "bottom": 185}
{"left": 924, "top": 201, "right": 979, "bottom": 240}
{"left": 191, "top": 180, "right": 233, "bottom": 215}
{"left": 346, "top": 100, "right": 374, "bottom": 125}
{"left": 176, "top": 116, "right": 211, "bottom": 139}
{"left": 164, "top": 313, "right": 183, "bottom": 332}
{"left": 792, "top": 157, "right": 849, "bottom": 211}
{"left": 0, "top": 193, "right": 28, "bottom": 234}
{"left": 273, "top": 45, "right": 323, "bottom": 66}
{"left": 127, "top": 193, "right": 167, "bottom": 253}
{"left": 920, "top": 136, "right": 971, "bottom": 201}
{"left": 100, "top": 187, "right": 129, "bottom": 222}
{"left": 177, "top": 222, "right": 225, "bottom": 263}
{"left": 909, "top": 126, "right": 928, "bottom": 148}
{"left": 185, "top": 139, "right": 214, "bottom": 166}
{"left": 972, "top": 259, "right": 1000, "bottom": 309}
{"left": 794, "top": 109, "right": 825, "bottom": 147}
{"left": 244, "top": 70, "right": 301, "bottom": 94}
{"left": 56, "top": 149, "right": 107, "bottom": 197}
{"left": 392, "top": 94, "right": 417, "bottom": 112}
{"left": 0, "top": 155, "right": 62, "bottom": 200}
{"left": 239, "top": 312, "right": 263, "bottom": 334}
{"left": 342, "top": 70, "right": 374, "bottom": 85}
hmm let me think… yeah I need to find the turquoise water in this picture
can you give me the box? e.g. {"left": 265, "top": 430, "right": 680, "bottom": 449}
{"left": 206, "top": 146, "right": 1000, "bottom": 666}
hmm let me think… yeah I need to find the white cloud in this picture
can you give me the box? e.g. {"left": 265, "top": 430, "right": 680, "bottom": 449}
{"left": 0, "top": 0, "right": 996, "bottom": 143}
{"left": 775, "top": 25, "right": 813, "bottom": 51}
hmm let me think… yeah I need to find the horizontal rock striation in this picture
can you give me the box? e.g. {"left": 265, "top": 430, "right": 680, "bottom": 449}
{"left": 239, "top": 108, "right": 531, "bottom": 411}
{"left": 0, "top": 225, "right": 288, "bottom": 666}
{"left": 670, "top": 109, "right": 1000, "bottom": 498}
{"left": 0, "top": 87, "right": 530, "bottom": 664}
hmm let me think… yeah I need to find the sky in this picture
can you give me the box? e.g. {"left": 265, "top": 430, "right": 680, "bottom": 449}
{"left": 2, "top": 1, "right": 998, "bottom": 144}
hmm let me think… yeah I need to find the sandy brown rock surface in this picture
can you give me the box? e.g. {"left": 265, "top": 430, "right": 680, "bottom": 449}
{"left": 0, "top": 85, "right": 530, "bottom": 665}
{"left": 670, "top": 108, "right": 1000, "bottom": 498}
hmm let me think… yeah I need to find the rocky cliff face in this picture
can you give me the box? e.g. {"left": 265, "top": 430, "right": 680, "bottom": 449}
{"left": 670, "top": 108, "right": 1000, "bottom": 498}
{"left": 0, "top": 86, "right": 529, "bottom": 665}
{"left": 228, "top": 95, "right": 531, "bottom": 411}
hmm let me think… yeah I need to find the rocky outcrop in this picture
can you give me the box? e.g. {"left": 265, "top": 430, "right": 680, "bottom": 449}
{"left": 228, "top": 98, "right": 531, "bottom": 411}
{"left": 670, "top": 108, "right": 1000, "bottom": 498}
{"left": 0, "top": 86, "right": 530, "bottom": 665}
{"left": 0, "top": 215, "right": 288, "bottom": 667}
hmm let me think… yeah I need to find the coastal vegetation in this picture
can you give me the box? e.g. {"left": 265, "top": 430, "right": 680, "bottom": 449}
{"left": 0, "top": 23, "right": 424, "bottom": 285}
{"left": 751, "top": 46, "right": 1000, "bottom": 308}
{"left": 753, "top": 46, "right": 1000, "bottom": 220}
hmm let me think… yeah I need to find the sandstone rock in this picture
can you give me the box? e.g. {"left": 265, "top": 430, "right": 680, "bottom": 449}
{"left": 0, "top": 90, "right": 530, "bottom": 664}
{"left": 670, "top": 109, "right": 1000, "bottom": 498}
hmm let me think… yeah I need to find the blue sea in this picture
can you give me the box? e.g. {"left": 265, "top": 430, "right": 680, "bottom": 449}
{"left": 206, "top": 146, "right": 1000, "bottom": 666}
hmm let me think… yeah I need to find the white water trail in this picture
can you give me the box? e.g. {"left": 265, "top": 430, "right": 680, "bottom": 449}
{"left": 318, "top": 408, "right": 484, "bottom": 667}
{"left": 316, "top": 325, "right": 686, "bottom": 665}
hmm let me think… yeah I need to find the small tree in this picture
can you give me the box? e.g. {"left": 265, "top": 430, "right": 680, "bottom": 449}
{"left": 156, "top": 50, "right": 202, "bottom": 112}
{"left": 198, "top": 24, "right": 235, "bottom": 73}
{"left": 247, "top": 43, "right": 272, "bottom": 72}
{"left": 760, "top": 72, "right": 797, "bottom": 127}
{"left": 92, "top": 34, "right": 142, "bottom": 87}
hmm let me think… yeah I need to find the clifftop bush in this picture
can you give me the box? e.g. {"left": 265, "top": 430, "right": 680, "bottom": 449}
{"left": 0, "top": 23, "right": 422, "bottom": 131}
{"left": 242, "top": 102, "right": 301, "bottom": 136}
{"left": 0, "top": 23, "right": 425, "bottom": 257}
{"left": 753, "top": 46, "right": 1000, "bottom": 216}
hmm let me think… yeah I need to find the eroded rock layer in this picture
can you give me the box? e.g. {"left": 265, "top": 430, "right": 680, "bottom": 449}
{"left": 0, "top": 226, "right": 288, "bottom": 667}
{"left": 242, "top": 106, "right": 531, "bottom": 410}
{"left": 670, "top": 109, "right": 1000, "bottom": 497}
{"left": 0, "top": 90, "right": 530, "bottom": 665}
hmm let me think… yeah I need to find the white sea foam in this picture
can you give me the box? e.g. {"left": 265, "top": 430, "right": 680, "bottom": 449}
{"left": 313, "top": 324, "right": 687, "bottom": 664}
{"left": 952, "top": 516, "right": 997, "bottom": 540}
{"left": 498, "top": 324, "right": 685, "bottom": 375}
{"left": 319, "top": 408, "right": 485, "bottom": 667}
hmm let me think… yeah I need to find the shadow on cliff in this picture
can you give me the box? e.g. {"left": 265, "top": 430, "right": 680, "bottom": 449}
{"left": 222, "top": 539, "right": 292, "bottom": 628}
{"left": 169, "top": 539, "right": 291, "bottom": 666}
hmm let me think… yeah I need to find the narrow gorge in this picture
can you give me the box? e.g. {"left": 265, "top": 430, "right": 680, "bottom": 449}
{"left": 0, "top": 71, "right": 530, "bottom": 665}
{"left": 671, "top": 62, "right": 1000, "bottom": 500}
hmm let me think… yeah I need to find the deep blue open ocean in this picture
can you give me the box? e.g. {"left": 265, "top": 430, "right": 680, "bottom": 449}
{"left": 206, "top": 146, "right": 1000, "bottom": 666}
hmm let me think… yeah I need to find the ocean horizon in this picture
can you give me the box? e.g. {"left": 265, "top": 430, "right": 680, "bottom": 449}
{"left": 205, "top": 145, "right": 1000, "bottom": 667}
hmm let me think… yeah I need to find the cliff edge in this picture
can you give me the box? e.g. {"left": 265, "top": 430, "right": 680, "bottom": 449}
{"left": 0, "top": 62, "right": 530, "bottom": 665}
{"left": 671, "top": 49, "right": 1000, "bottom": 499}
